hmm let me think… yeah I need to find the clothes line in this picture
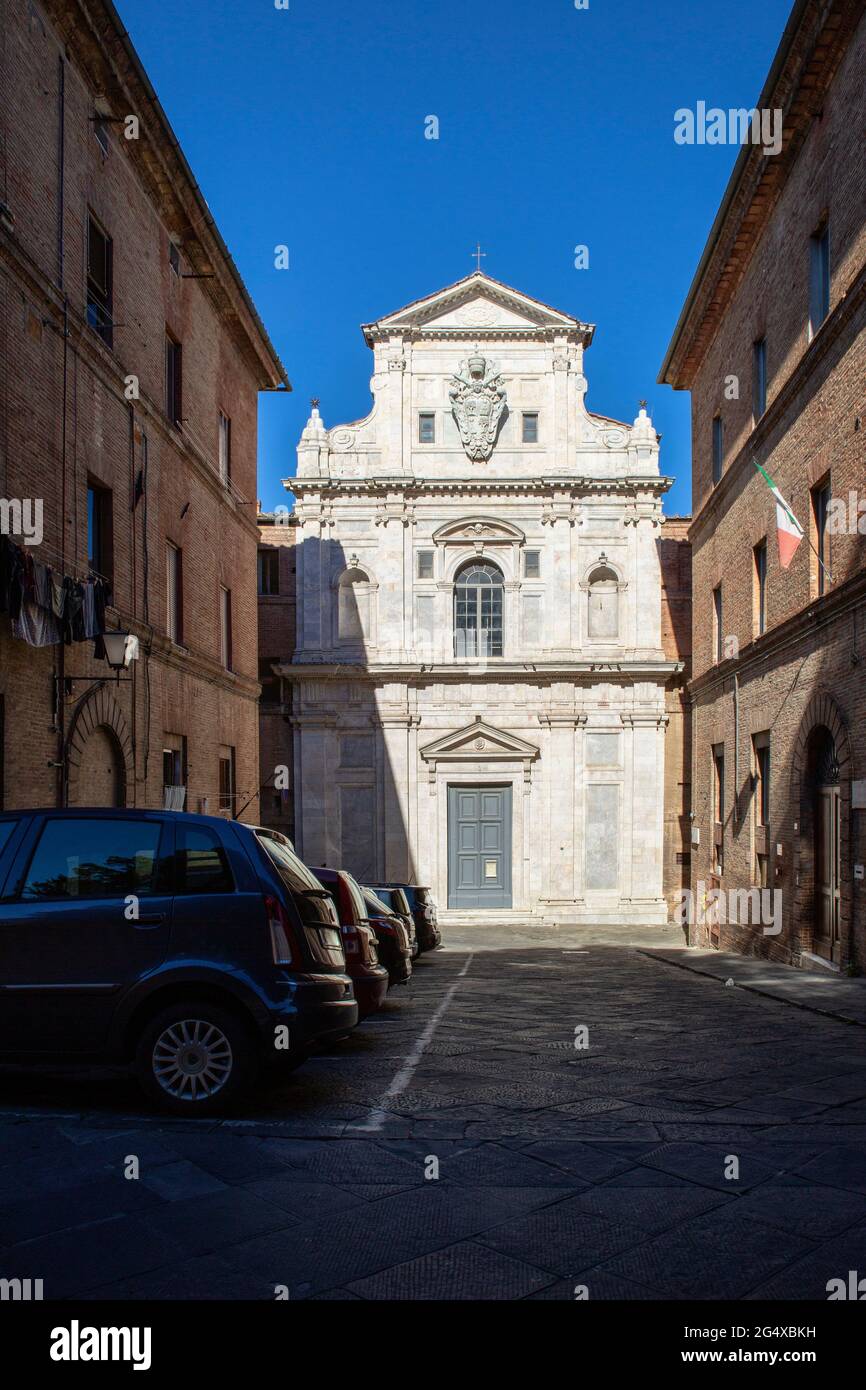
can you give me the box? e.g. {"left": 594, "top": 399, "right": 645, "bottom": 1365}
{"left": 0, "top": 533, "right": 113, "bottom": 651}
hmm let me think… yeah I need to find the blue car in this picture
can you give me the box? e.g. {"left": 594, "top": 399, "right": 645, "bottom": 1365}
{"left": 0, "top": 809, "right": 357, "bottom": 1114}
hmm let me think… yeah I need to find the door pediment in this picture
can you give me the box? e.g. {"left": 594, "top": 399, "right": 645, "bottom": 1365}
{"left": 420, "top": 716, "right": 539, "bottom": 764}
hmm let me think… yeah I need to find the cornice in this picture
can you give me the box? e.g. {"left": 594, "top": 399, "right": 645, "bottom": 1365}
{"left": 689, "top": 568, "right": 866, "bottom": 699}
{"left": 689, "top": 265, "right": 866, "bottom": 543}
{"left": 41, "top": 0, "right": 287, "bottom": 388}
{"left": 290, "top": 476, "right": 673, "bottom": 499}
{"left": 659, "top": 0, "right": 862, "bottom": 388}
{"left": 277, "top": 659, "right": 682, "bottom": 683}
{"left": 0, "top": 231, "right": 262, "bottom": 544}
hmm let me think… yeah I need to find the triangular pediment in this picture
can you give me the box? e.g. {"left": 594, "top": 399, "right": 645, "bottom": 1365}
{"left": 420, "top": 716, "right": 540, "bottom": 763}
{"left": 363, "top": 272, "right": 593, "bottom": 344}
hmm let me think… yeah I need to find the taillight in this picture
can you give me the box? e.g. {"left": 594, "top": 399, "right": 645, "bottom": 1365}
{"left": 342, "top": 923, "right": 360, "bottom": 957}
{"left": 265, "top": 894, "right": 297, "bottom": 966}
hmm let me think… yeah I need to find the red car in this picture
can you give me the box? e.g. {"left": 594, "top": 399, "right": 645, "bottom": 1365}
{"left": 361, "top": 888, "right": 413, "bottom": 986}
{"left": 311, "top": 867, "right": 389, "bottom": 1018}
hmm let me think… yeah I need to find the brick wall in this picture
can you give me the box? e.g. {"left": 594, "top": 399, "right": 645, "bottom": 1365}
{"left": 257, "top": 513, "right": 298, "bottom": 834}
{"left": 661, "top": 4, "right": 866, "bottom": 967}
{"left": 0, "top": 0, "right": 285, "bottom": 822}
{"left": 659, "top": 517, "right": 692, "bottom": 917}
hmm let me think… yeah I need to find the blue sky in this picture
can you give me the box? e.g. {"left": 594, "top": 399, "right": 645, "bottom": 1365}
{"left": 115, "top": 0, "right": 794, "bottom": 516}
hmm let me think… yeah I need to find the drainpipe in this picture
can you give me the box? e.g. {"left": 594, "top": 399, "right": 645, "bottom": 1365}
{"left": 733, "top": 670, "right": 740, "bottom": 828}
{"left": 55, "top": 55, "right": 67, "bottom": 808}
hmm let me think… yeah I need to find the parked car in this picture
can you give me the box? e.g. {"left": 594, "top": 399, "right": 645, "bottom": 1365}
{"left": 360, "top": 888, "right": 413, "bottom": 985}
{"left": 364, "top": 885, "right": 419, "bottom": 959}
{"left": 377, "top": 883, "right": 441, "bottom": 954}
{"left": 0, "top": 810, "right": 357, "bottom": 1114}
{"left": 310, "top": 867, "right": 388, "bottom": 1019}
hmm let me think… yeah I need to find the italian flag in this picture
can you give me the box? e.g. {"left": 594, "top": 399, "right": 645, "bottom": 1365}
{"left": 753, "top": 460, "right": 804, "bottom": 569}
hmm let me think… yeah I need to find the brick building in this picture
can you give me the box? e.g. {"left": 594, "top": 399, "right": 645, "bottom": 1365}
{"left": 0, "top": 0, "right": 287, "bottom": 819}
{"left": 257, "top": 506, "right": 298, "bottom": 835}
{"left": 659, "top": 516, "right": 692, "bottom": 918}
{"left": 659, "top": 0, "right": 866, "bottom": 968}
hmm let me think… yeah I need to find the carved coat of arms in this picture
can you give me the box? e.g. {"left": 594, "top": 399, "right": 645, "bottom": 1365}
{"left": 449, "top": 353, "right": 507, "bottom": 461}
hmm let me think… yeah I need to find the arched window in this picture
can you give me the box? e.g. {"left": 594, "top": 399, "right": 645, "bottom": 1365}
{"left": 337, "top": 567, "right": 373, "bottom": 644}
{"left": 454, "top": 561, "right": 503, "bottom": 657}
{"left": 587, "top": 566, "right": 619, "bottom": 640}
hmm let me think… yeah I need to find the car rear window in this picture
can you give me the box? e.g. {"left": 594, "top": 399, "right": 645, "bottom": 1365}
{"left": 0, "top": 819, "right": 19, "bottom": 856}
{"left": 344, "top": 874, "right": 369, "bottom": 924}
{"left": 21, "top": 818, "right": 163, "bottom": 900}
{"left": 175, "top": 825, "right": 234, "bottom": 894}
{"left": 373, "top": 888, "right": 396, "bottom": 912}
{"left": 363, "top": 889, "right": 392, "bottom": 917}
{"left": 257, "top": 832, "right": 339, "bottom": 930}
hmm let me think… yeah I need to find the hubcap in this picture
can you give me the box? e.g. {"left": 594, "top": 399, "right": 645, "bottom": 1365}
{"left": 152, "top": 1019, "right": 233, "bottom": 1101}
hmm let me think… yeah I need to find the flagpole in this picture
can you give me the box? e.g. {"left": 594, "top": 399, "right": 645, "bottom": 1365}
{"left": 752, "top": 459, "right": 835, "bottom": 586}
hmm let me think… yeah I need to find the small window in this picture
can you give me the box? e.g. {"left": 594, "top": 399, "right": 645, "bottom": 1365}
{"left": 712, "top": 415, "right": 723, "bottom": 485}
{"left": 754, "top": 738, "right": 770, "bottom": 827}
{"left": 87, "top": 480, "right": 113, "bottom": 580}
{"left": 218, "top": 412, "right": 231, "bottom": 483}
{"left": 809, "top": 223, "right": 830, "bottom": 339}
{"left": 713, "top": 746, "right": 725, "bottom": 825}
{"left": 93, "top": 117, "right": 109, "bottom": 155}
{"left": 418, "top": 413, "right": 435, "bottom": 444}
{"left": 524, "top": 550, "right": 540, "bottom": 578}
{"left": 713, "top": 585, "right": 723, "bottom": 663}
{"left": 86, "top": 215, "right": 113, "bottom": 347}
{"left": 753, "top": 338, "right": 767, "bottom": 420}
{"left": 21, "top": 818, "right": 163, "bottom": 901}
{"left": 812, "top": 479, "right": 831, "bottom": 597}
{"left": 162, "top": 741, "right": 187, "bottom": 811}
{"left": 169, "top": 241, "right": 180, "bottom": 276}
{"left": 165, "top": 333, "right": 182, "bottom": 426}
{"left": 258, "top": 549, "right": 279, "bottom": 595}
{"left": 522, "top": 413, "right": 539, "bottom": 444}
{"left": 417, "top": 550, "right": 434, "bottom": 579}
{"left": 175, "top": 825, "right": 234, "bottom": 894}
{"left": 258, "top": 658, "right": 280, "bottom": 704}
{"left": 712, "top": 745, "right": 725, "bottom": 874}
{"left": 220, "top": 586, "right": 232, "bottom": 670}
{"left": 218, "top": 750, "right": 236, "bottom": 815}
{"left": 166, "top": 542, "right": 182, "bottom": 644}
{"left": 754, "top": 539, "right": 767, "bottom": 636}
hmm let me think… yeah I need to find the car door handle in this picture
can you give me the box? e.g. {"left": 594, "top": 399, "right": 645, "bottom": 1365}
{"left": 133, "top": 912, "right": 166, "bottom": 928}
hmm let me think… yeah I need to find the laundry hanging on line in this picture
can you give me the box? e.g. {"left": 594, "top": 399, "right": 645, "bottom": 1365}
{"left": 0, "top": 533, "right": 113, "bottom": 653}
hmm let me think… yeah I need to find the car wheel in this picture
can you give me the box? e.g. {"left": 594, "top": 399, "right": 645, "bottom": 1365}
{"left": 134, "top": 1002, "right": 257, "bottom": 1115}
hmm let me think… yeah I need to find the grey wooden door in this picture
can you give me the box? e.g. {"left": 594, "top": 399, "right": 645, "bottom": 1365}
{"left": 447, "top": 785, "right": 512, "bottom": 909}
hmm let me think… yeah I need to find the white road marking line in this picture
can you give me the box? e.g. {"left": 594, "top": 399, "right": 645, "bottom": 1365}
{"left": 346, "top": 953, "right": 474, "bottom": 1134}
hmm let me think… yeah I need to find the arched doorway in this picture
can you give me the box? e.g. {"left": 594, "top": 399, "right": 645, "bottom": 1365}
{"left": 64, "top": 686, "right": 133, "bottom": 808}
{"left": 806, "top": 725, "right": 841, "bottom": 963}
{"left": 72, "top": 724, "right": 125, "bottom": 807}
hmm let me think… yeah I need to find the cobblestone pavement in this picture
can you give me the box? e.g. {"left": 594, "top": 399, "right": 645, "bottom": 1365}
{"left": 1, "top": 936, "right": 865, "bottom": 1300}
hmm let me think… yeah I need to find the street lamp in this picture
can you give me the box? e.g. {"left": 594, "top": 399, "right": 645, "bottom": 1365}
{"left": 101, "top": 630, "right": 139, "bottom": 672}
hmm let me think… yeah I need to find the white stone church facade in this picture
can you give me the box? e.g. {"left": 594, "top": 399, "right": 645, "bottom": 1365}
{"left": 280, "top": 273, "right": 682, "bottom": 924}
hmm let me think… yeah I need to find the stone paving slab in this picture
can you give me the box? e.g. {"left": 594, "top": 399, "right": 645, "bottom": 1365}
{"left": 1, "top": 938, "right": 865, "bottom": 1299}
{"left": 643, "top": 947, "right": 866, "bottom": 1025}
